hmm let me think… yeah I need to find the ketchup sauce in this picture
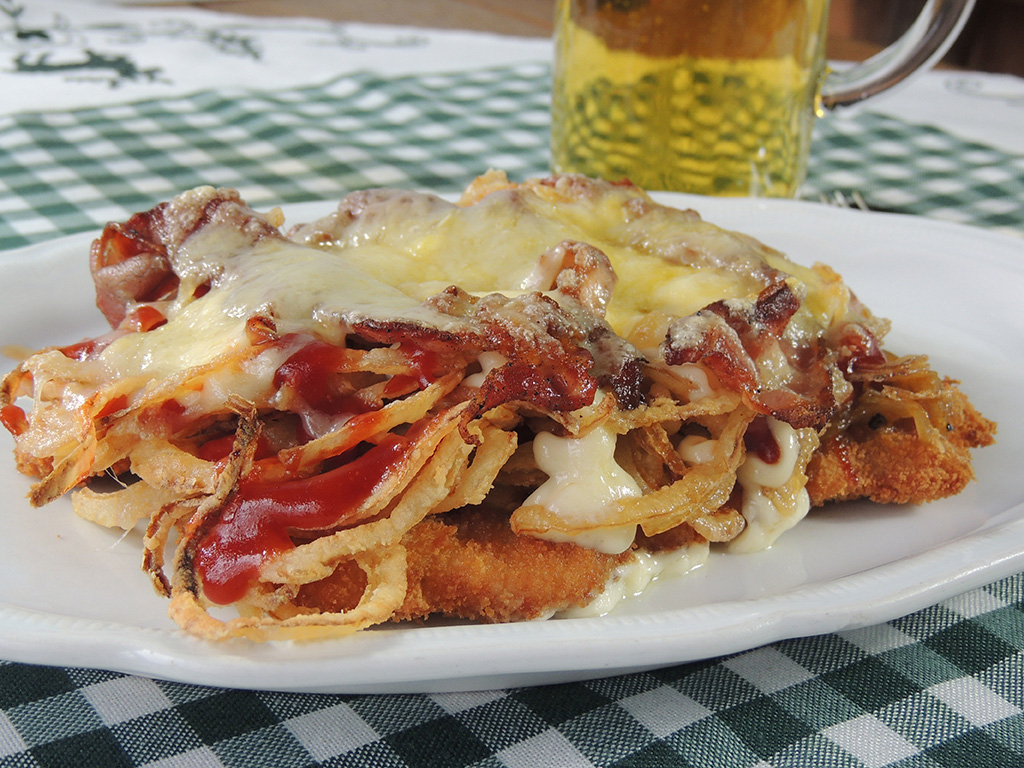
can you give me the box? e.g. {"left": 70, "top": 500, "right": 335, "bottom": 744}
{"left": 59, "top": 305, "right": 165, "bottom": 362}
{"left": 273, "top": 340, "right": 380, "bottom": 422}
{"left": 195, "top": 433, "right": 412, "bottom": 605}
{"left": 0, "top": 405, "right": 28, "bottom": 436}
{"left": 744, "top": 416, "right": 781, "bottom": 464}
{"left": 398, "top": 344, "right": 439, "bottom": 388}
{"left": 194, "top": 335, "right": 441, "bottom": 604}
{"left": 123, "top": 305, "right": 167, "bottom": 333}
{"left": 60, "top": 337, "right": 112, "bottom": 361}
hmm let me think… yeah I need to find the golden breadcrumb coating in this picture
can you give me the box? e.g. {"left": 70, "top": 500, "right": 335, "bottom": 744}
{"left": 806, "top": 377, "right": 996, "bottom": 506}
{"left": 297, "top": 506, "right": 631, "bottom": 623}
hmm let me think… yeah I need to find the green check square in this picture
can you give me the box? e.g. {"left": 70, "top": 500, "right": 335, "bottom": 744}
{"left": 718, "top": 696, "right": 816, "bottom": 760}
{"left": 776, "top": 634, "right": 865, "bottom": 676}
{"left": 386, "top": 716, "right": 491, "bottom": 768}
{"left": 0, "top": 664, "right": 76, "bottom": 710}
{"left": 30, "top": 729, "right": 132, "bottom": 768}
{"left": 609, "top": 740, "right": 691, "bottom": 767}
{"left": 453, "top": 696, "right": 547, "bottom": 752}
{"left": 667, "top": 717, "right": 760, "bottom": 767}
{"left": 176, "top": 690, "right": 278, "bottom": 744}
{"left": 986, "top": 714, "right": 1024, "bottom": 755}
{"left": 925, "top": 728, "right": 1024, "bottom": 768}
{"left": 923, "top": 621, "right": 1019, "bottom": 676}
{"left": 671, "top": 665, "right": 759, "bottom": 711}
{"left": 321, "top": 741, "right": 410, "bottom": 768}
{"left": 562, "top": 703, "right": 654, "bottom": 766}
{"left": 110, "top": 709, "right": 203, "bottom": 766}
{"left": 822, "top": 657, "right": 919, "bottom": 712}
{"left": 878, "top": 645, "right": 967, "bottom": 689}
{"left": 773, "top": 678, "right": 862, "bottom": 730}
{"left": 512, "top": 683, "right": 611, "bottom": 727}
{"left": 347, "top": 695, "right": 445, "bottom": 736}
{"left": 212, "top": 725, "right": 316, "bottom": 768}
{"left": 973, "top": 605, "right": 1024, "bottom": 651}
{"left": 257, "top": 690, "right": 342, "bottom": 721}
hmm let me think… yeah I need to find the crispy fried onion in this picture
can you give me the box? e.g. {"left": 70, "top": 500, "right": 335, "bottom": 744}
{"left": 836, "top": 350, "right": 981, "bottom": 446}
{"left": 6, "top": 179, "right": 989, "bottom": 643}
{"left": 11, "top": 337, "right": 284, "bottom": 509}
{"left": 511, "top": 402, "right": 752, "bottom": 543}
{"left": 54, "top": 306, "right": 752, "bottom": 641}
{"left": 151, "top": 327, "right": 634, "bottom": 640}
{"left": 9, "top": 188, "right": 664, "bottom": 639}
{"left": 817, "top": 317, "right": 985, "bottom": 448}
{"left": 163, "top": 401, "right": 466, "bottom": 640}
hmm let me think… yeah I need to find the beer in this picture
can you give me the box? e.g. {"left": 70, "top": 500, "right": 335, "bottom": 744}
{"left": 551, "top": 0, "right": 830, "bottom": 196}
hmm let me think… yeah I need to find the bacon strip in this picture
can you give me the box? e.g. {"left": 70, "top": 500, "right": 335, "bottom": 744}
{"left": 663, "top": 281, "right": 840, "bottom": 429}
{"left": 353, "top": 285, "right": 644, "bottom": 418}
{"left": 90, "top": 188, "right": 281, "bottom": 327}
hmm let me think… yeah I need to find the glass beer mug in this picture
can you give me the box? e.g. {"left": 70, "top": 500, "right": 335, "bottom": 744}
{"left": 551, "top": 0, "right": 975, "bottom": 196}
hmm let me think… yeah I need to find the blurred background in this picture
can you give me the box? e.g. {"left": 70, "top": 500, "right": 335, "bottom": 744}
{"left": 830, "top": 0, "right": 1024, "bottom": 75}
{"left": 189, "top": 0, "right": 1024, "bottom": 77}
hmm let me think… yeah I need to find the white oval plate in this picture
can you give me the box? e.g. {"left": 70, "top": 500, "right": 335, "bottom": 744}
{"left": 0, "top": 194, "right": 1021, "bottom": 693}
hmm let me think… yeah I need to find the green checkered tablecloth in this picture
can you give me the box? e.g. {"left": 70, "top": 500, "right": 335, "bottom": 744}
{"left": 1, "top": 65, "right": 1022, "bottom": 252}
{"left": 1, "top": 64, "right": 1023, "bottom": 768}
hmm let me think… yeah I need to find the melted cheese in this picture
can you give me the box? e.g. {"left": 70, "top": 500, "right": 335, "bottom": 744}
{"left": 729, "top": 486, "right": 811, "bottom": 553}
{"left": 677, "top": 434, "right": 719, "bottom": 465}
{"left": 463, "top": 351, "right": 508, "bottom": 389}
{"left": 92, "top": 180, "right": 830, "bottom": 562}
{"left": 301, "top": 179, "right": 851, "bottom": 341}
{"left": 288, "top": 184, "right": 832, "bottom": 557}
{"left": 670, "top": 363, "right": 716, "bottom": 401}
{"left": 99, "top": 236, "right": 460, "bottom": 380}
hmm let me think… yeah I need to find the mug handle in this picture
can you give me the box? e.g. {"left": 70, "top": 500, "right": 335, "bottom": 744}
{"left": 821, "top": 0, "right": 976, "bottom": 109}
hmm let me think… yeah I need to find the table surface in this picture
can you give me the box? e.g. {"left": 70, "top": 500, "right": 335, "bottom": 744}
{"left": 187, "top": 0, "right": 558, "bottom": 37}
{"left": 1, "top": 2, "right": 1023, "bottom": 768}
{"left": 187, "top": 0, "right": 889, "bottom": 60}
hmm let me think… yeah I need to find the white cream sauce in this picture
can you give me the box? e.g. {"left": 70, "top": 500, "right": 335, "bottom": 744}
{"left": 524, "top": 423, "right": 642, "bottom": 555}
{"left": 557, "top": 540, "right": 710, "bottom": 618}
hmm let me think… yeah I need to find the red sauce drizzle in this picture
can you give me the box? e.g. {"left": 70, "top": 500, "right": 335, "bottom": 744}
{"left": 122, "top": 305, "right": 167, "bottom": 332}
{"left": 60, "top": 336, "right": 113, "bottom": 361}
{"left": 380, "top": 348, "right": 438, "bottom": 398}
{"left": 829, "top": 436, "right": 860, "bottom": 487}
{"left": 194, "top": 434, "right": 411, "bottom": 605}
{"left": 60, "top": 306, "right": 165, "bottom": 362}
{"left": 274, "top": 341, "right": 371, "bottom": 416}
{"left": 382, "top": 374, "right": 418, "bottom": 398}
{"left": 0, "top": 405, "right": 28, "bottom": 436}
{"left": 744, "top": 416, "right": 781, "bottom": 464}
{"left": 196, "top": 434, "right": 237, "bottom": 463}
{"left": 398, "top": 344, "right": 439, "bottom": 388}
{"left": 137, "top": 397, "right": 189, "bottom": 438}
{"left": 196, "top": 432, "right": 276, "bottom": 464}
{"left": 95, "top": 394, "right": 129, "bottom": 420}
